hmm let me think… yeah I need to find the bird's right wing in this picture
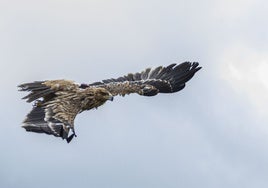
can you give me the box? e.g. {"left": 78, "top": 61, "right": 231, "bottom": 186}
{"left": 18, "top": 80, "right": 80, "bottom": 143}
{"left": 87, "top": 62, "right": 201, "bottom": 97}
{"left": 18, "top": 80, "right": 78, "bottom": 102}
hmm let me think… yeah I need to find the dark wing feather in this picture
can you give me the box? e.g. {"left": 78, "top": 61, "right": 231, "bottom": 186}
{"left": 88, "top": 62, "right": 201, "bottom": 96}
{"left": 18, "top": 81, "right": 55, "bottom": 103}
{"left": 22, "top": 105, "right": 76, "bottom": 143}
{"left": 18, "top": 80, "right": 78, "bottom": 102}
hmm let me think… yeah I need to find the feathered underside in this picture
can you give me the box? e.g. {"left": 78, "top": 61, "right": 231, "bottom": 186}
{"left": 18, "top": 62, "right": 201, "bottom": 143}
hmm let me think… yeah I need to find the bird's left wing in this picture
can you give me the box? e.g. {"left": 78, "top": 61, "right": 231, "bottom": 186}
{"left": 86, "top": 62, "right": 201, "bottom": 97}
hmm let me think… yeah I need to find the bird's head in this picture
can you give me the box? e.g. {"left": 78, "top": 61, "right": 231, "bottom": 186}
{"left": 95, "top": 88, "right": 114, "bottom": 102}
{"left": 81, "top": 87, "right": 113, "bottom": 111}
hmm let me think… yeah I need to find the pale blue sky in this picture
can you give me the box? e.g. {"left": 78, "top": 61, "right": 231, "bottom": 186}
{"left": 1, "top": 0, "right": 268, "bottom": 187}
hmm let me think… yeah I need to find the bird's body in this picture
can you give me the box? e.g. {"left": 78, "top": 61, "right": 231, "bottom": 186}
{"left": 19, "top": 62, "right": 201, "bottom": 143}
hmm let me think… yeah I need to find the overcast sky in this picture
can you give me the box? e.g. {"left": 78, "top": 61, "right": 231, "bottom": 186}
{"left": 1, "top": 0, "right": 268, "bottom": 187}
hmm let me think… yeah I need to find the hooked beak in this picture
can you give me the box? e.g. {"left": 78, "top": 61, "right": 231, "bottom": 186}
{"left": 108, "top": 96, "right": 114, "bottom": 101}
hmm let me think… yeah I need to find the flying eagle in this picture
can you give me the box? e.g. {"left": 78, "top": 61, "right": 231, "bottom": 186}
{"left": 18, "top": 62, "right": 201, "bottom": 143}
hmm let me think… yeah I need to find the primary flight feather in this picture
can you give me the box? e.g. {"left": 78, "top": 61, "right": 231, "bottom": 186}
{"left": 18, "top": 62, "right": 201, "bottom": 143}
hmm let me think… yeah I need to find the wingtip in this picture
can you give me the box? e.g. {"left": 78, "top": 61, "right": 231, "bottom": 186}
{"left": 18, "top": 83, "right": 27, "bottom": 91}
{"left": 66, "top": 133, "right": 76, "bottom": 143}
{"left": 191, "top": 62, "right": 202, "bottom": 72}
{"left": 21, "top": 124, "right": 27, "bottom": 130}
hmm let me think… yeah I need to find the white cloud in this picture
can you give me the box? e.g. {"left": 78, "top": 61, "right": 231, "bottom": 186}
{"left": 220, "top": 44, "right": 268, "bottom": 117}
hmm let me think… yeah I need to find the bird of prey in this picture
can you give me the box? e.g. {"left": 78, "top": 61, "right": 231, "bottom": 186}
{"left": 18, "top": 62, "right": 201, "bottom": 143}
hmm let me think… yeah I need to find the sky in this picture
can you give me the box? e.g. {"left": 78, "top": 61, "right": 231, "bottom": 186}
{"left": 1, "top": 0, "right": 268, "bottom": 187}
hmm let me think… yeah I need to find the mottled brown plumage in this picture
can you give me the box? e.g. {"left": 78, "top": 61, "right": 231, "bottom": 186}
{"left": 19, "top": 62, "right": 201, "bottom": 143}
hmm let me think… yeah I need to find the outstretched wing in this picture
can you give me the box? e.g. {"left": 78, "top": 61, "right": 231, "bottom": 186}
{"left": 18, "top": 80, "right": 80, "bottom": 143}
{"left": 18, "top": 80, "right": 78, "bottom": 102}
{"left": 19, "top": 62, "right": 201, "bottom": 143}
{"left": 87, "top": 62, "right": 201, "bottom": 96}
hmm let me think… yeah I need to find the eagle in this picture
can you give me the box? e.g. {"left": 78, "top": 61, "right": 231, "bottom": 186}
{"left": 18, "top": 62, "right": 201, "bottom": 143}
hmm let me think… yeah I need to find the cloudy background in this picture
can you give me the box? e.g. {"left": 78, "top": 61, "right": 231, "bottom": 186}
{"left": 1, "top": 0, "right": 268, "bottom": 187}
